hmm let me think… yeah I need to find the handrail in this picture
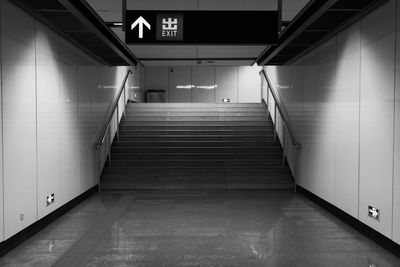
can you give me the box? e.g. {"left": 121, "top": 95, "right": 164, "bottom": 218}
{"left": 260, "top": 69, "right": 300, "bottom": 150}
{"left": 94, "top": 69, "right": 132, "bottom": 150}
{"left": 260, "top": 69, "right": 300, "bottom": 192}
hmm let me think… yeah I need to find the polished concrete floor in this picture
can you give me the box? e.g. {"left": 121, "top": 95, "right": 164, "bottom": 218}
{"left": 0, "top": 190, "right": 399, "bottom": 267}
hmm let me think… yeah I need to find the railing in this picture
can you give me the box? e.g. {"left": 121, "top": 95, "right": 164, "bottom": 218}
{"left": 260, "top": 69, "right": 300, "bottom": 192}
{"left": 93, "top": 69, "right": 133, "bottom": 191}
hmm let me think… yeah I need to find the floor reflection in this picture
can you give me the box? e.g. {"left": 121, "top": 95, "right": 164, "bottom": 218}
{"left": 0, "top": 190, "right": 399, "bottom": 266}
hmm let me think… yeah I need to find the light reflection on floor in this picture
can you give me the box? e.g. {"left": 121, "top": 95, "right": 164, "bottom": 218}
{"left": 0, "top": 190, "right": 399, "bottom": 266}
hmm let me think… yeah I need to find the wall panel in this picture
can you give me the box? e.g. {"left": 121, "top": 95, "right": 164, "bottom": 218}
{"left": 1, "top": 0, "right": 37, "bottom": 239}
{"left": 0, "top": 0, "right": 3, "bottom": 242}
{"left": 238, "top": 66, "right": 261, "bottom": 103}
{"left": 192, "top": 66, "right": 215, "bottom": 102}
{"left": 359, "top": 1, "right": 396, "bottom": 237}
{"left": 334, "top": 22, "right": 361, "bottom": 218}
{"left": 393, "top": 0, "right": 400, "bottom": 244}
{"left": 59, "top": 41, "right": 79, "bottom": 204}
{"left": 78, "top": 66, "right": 95, "bottom": 194}
{"left": 215, "top": 66, "right": 238, "bottom": 103}
{"left": 145, "top": 67, "right": 168, "bottom": 101}
{"left": 168, "top": 66, "right": 192, "bottom": 102}
{"left": 36, "top": 23, "right": 61, "bottom": 219}
{"left": 307, "top": 38, "right": 337, "bottom": 203}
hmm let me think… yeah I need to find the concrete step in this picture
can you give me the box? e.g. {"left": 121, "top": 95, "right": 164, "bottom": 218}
{"left": 118, "top": 127, "right": 275, "bottom": 133}
{"left": 114, "top": 135, "right": 276, "bottom": 141}
{"left": 119, "top": 121, "right": 272, "bottom": 127}
{"left": 127, "top": 103, "right": 265, "bottom": 108}
{"left": 108, "top": 159, "right": 284, "bottom": 166}
{"left": 101, "top": 174, "right": 292, "bottom": 182}
{"left": 102, "top": 167, "right": 291, "bottom": 175}
{"left": 112, "top": 141, "right": 282, "bottom": 148}
{"left": 111, "top": 147, "right": 283, "bottom": 154}
{"left": 125, "top": 106, "right": 267, "bottom": 114}
{"left": 100, "top": 182, "right": 293, "bottom": 190}
{"left": 125, "top": 111, "right": 268, "bottom": 117}
{"left": 101, "top": 103, "right": 293, "bottom": 190}
{"left": 110, "top": 153, "right": 283, "bottom": 160}
{"left": 122, "top": 116, "right": 268, "bottom": 122}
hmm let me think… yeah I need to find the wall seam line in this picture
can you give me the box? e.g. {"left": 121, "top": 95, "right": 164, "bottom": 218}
{"left": 58, "top": 34, "right": 62, "bottom": 207}
{"left": 237, "top": 67, "right": 239, "bottom": 102}
{"left": 213, "top": 66, "right": 216, "bottom": 103}
{"left": 357, "top": 19, "right": 362, "bottom": 221}
{"left": 334, "top": 34, "right": 338, "bottom": 207}
{"left": 0, "top": 0, "right": 4, "bottom": 242}
{"left": 391, "top": 0, "right": 398, "bottom": 240}
{"left": 34, "top": 19, "right": 38, "bottom": 221}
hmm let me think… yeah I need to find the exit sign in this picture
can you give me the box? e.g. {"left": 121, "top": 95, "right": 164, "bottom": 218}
{"left": 125, "top": 11, "right": 278, "bottom": 45}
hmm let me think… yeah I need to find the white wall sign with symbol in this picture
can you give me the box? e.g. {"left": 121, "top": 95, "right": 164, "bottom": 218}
{"left": 131, "top": 16, "right": 151, "bottom": 39}
{"left": 156, "top": 14, "right": 183, "bottom": 41}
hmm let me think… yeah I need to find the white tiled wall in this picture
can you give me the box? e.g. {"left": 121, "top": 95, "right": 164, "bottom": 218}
{"left": 238, "top": 66, "right": 262, "bottom": 103}
{"left": 1, "top": 1, "right": 37, "bottom": 240}
{"left": 394, "top": 0, "right": 400, "bottom": 245}
{"left": 0, "top": 0, "right": 142, "bottom": 241}
{"left": 168, "top": 66, "right": 192, "bottom": 102}
{"left": 359, "top": 0, "right": 396, "bottom": 237}
{"left": 145, "top": 67, "right": 169, "bottom": 101}
{"left": 266, "top": 0, "right": 400, "bottom": 244}
{"left": 145, "top": 65, "right": 261, "bottom": 103}
{"left": 192, "top": 66, "right": 215, "bottom": 102}
{"left": 36, "top": 22, "right": 62, "bottom": 219}
{"left": 0, "top": 0, "right": 3, "bottom": 242}
{"left": 334, "top": 22, "right": 360, "bottom": 218}
{"left": 215, "top": 66, "right": 238, "bottom": 103}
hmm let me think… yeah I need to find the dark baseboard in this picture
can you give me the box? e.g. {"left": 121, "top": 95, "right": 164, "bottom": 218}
{"left": 0, "top": 185, "right": 99, "bottom": 257}
{"left": 297, "top": 185, "right": 400, "bottom": 258}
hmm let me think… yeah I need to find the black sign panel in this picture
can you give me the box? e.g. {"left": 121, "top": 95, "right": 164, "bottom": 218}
{"left": 125, "top": 11, "right": 278, "bottom": 45}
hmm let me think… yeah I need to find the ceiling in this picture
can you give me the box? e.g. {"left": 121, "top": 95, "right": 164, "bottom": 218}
{"left": 12, "top": 0, "right": 139, "bottom": 65}
{"left": 256, "top": 0, "right": 387, "bottom": 65}
{"left": 86, "top": 0, "right": 311, "bottom": 66}
{"left": 12, "top": 0, "right": 383, "bottom": 67}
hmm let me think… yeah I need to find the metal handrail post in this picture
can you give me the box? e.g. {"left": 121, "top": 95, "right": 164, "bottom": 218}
{"left": 282, "top": 125, "right": 286, "bottom": 166}
{"left": 123, "top": 85, "right": 127, "bottom": 120}
{"left": 273, "top": 103, "right": 277, "bottom": 141}
{"left": 294, "top": 148, "right": 298, "bottom": 192}
{"left": 116, "top": 104, "right": 120, "bottom": 141}
{"left": 267, "top": 86, "right": 270, "bottom": 120}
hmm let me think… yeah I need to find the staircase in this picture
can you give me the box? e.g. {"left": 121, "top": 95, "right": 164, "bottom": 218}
{"left": 100, "top": 103, "right": 294, "bottom": 190}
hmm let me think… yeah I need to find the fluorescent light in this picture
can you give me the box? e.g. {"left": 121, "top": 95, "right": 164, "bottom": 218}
{"left": 176, "top": 85, "right": 192, "bottom": 89}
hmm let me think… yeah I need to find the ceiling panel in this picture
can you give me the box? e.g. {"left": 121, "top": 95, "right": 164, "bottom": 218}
{"left": 15, "top": 0, "right": 137, "bottom": 65}
{"left": 199, "top": 0, "right": 276, "bottom": 10}
{"left": 142, "top": 60, "right": 198, "bottom": 66}
{"left": 111, "top": 28, "right": 125, "bottom": 41}
{"left": 282, "top": 0, "right": 311, "bottom": 21}
{"left": 199, "top": 60, "right": 255, "bottom": 65}
{"left": 86, "top": 0, "right": 121, "bottom": 10}
{"left": 257, "top": 0, "right": 382, "bottom": 65}
{"left": 96, "top": 11, "right": 122, "bottom": 22}
{"left": 129, "top": 45, "right": 198, "bottom": 59}
{"left": 142, "top": 59, "right": 255, "bottom": 66}
{"left": 197, "top": 46, "right": 265, "bottom": 58}
{"left": 127, "top": 0, "right": 198, "bottom": 10}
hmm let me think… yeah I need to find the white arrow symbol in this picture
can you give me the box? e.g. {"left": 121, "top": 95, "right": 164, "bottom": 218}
{"left": 131, "top": 16, "right": 151, "bottom": 39}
